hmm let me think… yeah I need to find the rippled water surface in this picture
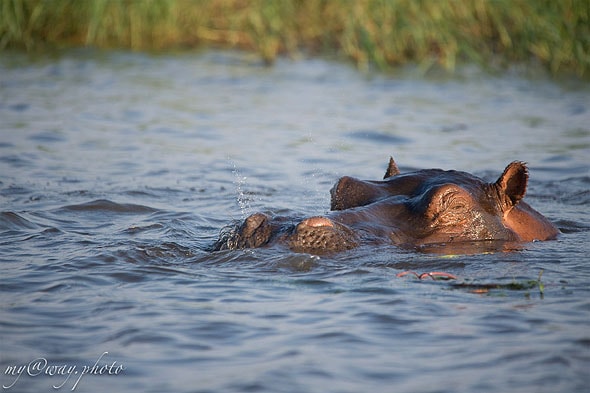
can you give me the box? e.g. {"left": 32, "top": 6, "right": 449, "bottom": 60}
{"left": 1, "top": 50, "right": 589, "bottom": 393}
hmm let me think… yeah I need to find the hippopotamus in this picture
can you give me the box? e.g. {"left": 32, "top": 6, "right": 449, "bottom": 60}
{"left": 214, "top": 157, "right": 559, "bottom": 254}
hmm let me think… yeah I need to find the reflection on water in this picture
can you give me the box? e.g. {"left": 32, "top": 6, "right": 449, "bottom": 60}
{"left": 1, "top": 50, "right": 589, "bottom": 393}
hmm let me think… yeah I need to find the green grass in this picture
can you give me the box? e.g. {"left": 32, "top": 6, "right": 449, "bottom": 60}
{"left": 1, "top": 0, "right": 588, "bottom": 76}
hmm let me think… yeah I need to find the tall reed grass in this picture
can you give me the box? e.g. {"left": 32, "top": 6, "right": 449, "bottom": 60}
{"left": 1, "top": 0, "right": 588, "bottom": 76}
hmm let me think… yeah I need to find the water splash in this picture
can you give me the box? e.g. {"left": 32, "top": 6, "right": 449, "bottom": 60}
{"left": 230, "top": 159, "right": 251, "bottom": 219}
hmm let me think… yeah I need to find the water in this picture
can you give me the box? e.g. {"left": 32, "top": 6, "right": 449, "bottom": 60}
{"left": 1, "top": 50, "right": 589, "bottom": 393}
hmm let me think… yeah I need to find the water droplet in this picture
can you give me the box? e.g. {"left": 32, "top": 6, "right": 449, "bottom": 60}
{"left": 230, "top": 160, "right": 251, "bottom": 219}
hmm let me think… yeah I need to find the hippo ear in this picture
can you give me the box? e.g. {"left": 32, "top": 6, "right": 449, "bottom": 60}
{"left": 384, "top": 156, "right": 401, "bottom": 179}
{"left": 495, "top": 161, "right": 528, "bottom": 208}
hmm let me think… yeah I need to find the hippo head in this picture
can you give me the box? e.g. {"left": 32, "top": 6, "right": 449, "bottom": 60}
{"left": 214, "top": 157, "right": 559, "bottom": 254}
{"left": 330, "top": 157, "right": 559, "bottom": 247}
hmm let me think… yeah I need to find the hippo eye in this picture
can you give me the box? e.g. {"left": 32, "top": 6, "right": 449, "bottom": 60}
{"left": 424, "top": 185, "right": 471, "bottom": 223}
{"left": 441, "top": 193, "right": 469, "bottom": 214}
{"left": 447, "top": 196, "right": 469, "bottom": 212}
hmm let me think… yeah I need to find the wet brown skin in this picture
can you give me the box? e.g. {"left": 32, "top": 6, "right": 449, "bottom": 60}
{"left": 214, "top": 157, "right": 559, "bottom": 254}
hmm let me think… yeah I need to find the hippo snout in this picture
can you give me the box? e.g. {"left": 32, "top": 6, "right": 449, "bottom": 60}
{"left": 289, "top": 217, "right": 359, "bottom": 253}
{"left": 214, "top": 212, "right": 273, "bottom": 250}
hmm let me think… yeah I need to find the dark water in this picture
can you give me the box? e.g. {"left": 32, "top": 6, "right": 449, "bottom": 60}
{"left": 1, "top": 50, "right": 589, "bottom": 393}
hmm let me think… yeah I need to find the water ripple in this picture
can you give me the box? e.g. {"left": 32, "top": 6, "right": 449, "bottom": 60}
{"left": 58, "top": 199, "right": 158, "bottom": 214}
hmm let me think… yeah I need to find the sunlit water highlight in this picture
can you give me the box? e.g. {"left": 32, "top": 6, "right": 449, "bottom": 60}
{"left": 1, "top": 50, "right": 589, "bottom": 393}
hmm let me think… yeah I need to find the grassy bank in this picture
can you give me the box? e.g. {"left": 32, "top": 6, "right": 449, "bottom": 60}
{"left": 1, "top": 0, "right": 588, "bottom": 76}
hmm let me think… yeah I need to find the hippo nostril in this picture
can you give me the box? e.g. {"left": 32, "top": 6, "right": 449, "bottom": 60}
{"left": 299, "top": 216, "right": 334, "bottom": 228}
{"left": 244, "top": 212, "right": 268, "bottom": 231}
